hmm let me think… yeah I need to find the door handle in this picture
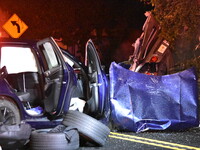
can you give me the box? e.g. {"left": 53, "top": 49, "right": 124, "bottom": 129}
{"left": 44, "top": 70, "right": 51, "bottom": 77}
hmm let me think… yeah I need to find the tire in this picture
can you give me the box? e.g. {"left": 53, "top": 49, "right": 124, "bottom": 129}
{"left": 0, "top": 99, "right": 21, "bottom": 125}
{"left": 0, "top": 123, "right": 32, "bottom": 149}
{"left": 30, "top": 125, "right": 79, "bottom": 150}
{"left": 62, "top": 110, "right": 110, "bottom": 146}
{"left": 0, "top": 123, "right": 31, "bottom": 140}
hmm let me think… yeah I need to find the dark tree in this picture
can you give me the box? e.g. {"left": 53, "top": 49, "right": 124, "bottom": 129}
{"left": 141, "top": 0, "right": 200, "bottom": 73}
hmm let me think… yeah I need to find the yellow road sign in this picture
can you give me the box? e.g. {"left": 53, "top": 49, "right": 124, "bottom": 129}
{"left": 2, "top": 14, "right": 28, "bottom": 38}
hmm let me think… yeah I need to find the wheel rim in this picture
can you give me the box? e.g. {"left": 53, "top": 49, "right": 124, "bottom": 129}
{"left": 0, "top": 106, "right": 17, "bottom": 125}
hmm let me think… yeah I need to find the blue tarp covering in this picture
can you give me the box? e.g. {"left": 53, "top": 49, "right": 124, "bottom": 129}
{"left": 110, "top": 62, "right": 199, "bottom": 132}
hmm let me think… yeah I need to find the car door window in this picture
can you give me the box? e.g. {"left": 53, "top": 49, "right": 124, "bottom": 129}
{"left": 42, "top": 42, "right": 59, "bottom": 71}
{"left": 0, "top": 47, "right": 38, "bottom": 74}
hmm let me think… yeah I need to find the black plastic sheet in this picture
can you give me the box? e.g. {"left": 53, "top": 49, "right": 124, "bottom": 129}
{"left": 110, "top": 62, "right": 199, "bottom": 132}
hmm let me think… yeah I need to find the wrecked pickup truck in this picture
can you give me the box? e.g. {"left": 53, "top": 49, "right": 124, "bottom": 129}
{"left": 127, "top": 12, "right": 174, "bottom": 75}
{"left": 110, "top": 12, "right": 199, "bottom": 132}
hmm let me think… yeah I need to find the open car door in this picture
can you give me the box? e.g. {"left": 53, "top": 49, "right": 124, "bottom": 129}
{"left": 37, "top": 37, "right": 72, "bottom": 116}
{"left": 85, "top": 39, "right": 109, "bottom": 116}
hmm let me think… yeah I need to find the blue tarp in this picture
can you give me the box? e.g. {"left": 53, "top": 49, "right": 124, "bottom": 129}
{"left": 110, "top": 62, "right": 199, "bottom": 132}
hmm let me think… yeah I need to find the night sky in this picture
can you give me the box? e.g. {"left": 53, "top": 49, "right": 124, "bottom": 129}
{"left": 0, "top": 0, "right": 152, "bottom": 65}
{"left": 1, "top": 0, "right": 150, "bottom": 39}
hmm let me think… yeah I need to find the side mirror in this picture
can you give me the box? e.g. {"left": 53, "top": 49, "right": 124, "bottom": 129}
{"left": 0, "top": 66, "right": 8, "bottom": 80}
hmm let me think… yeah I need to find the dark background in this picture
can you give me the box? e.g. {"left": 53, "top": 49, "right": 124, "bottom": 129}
{"left": 0, "top": 0, "right": 152, "bottom": 67}
{"left": 1, "top": 0, "right": 148, "bottom": 39}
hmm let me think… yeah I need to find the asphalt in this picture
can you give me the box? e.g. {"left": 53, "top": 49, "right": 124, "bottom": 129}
{"left": 79, "top": 126, "right": 200, "bottom": 150}
{"left": 0, "top": 126, "right": 200, "bottom": 150}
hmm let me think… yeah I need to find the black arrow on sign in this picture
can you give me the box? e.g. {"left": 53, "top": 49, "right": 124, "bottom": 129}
{"left": 11, "top": 21, "right": 20, "bottom": 33}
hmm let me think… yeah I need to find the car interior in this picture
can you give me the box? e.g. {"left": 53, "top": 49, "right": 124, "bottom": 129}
{"left": 1, "top": 46, "right": 44, "bottom": 114}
